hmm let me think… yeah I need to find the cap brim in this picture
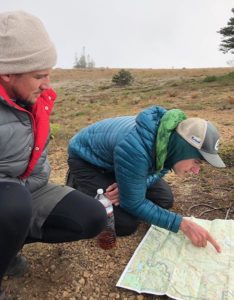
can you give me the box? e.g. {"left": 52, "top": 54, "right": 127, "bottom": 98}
{"left": 199, "top": 150, "right": 226, "bottom": 168}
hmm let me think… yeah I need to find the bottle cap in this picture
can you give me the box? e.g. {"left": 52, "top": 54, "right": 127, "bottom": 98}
{"left": 97, "top": 188, "right": 104, "bottom": 194}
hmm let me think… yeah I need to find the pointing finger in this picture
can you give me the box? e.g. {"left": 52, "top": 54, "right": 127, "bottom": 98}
{"left": 207, "top": 233, "right": 222, "bottom": 253}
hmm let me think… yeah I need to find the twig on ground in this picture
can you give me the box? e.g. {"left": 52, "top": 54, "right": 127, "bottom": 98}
{"left": 188, "top": 202, "right": 234, "bottom": 219}
{"left": 188, "top": 204, "right": 217, "bottom": 215}
{"left": 225, "top": 202, "right": 234, "bottom": 220}
{"left": 198, "top": 207, "right": 226, "bottom": 217}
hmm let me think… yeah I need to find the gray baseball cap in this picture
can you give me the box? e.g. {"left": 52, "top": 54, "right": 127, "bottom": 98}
{"left": 176, "top": 118, "right": 226, "bottom": 168}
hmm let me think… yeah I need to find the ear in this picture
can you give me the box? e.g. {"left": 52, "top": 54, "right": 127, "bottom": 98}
{"left": 0, "top": 74, "right": 11, "bottom": 83}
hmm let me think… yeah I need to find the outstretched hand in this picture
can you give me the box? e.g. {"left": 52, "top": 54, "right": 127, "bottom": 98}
{"left": 180, "top": 218, "right": 222, "bottom": 253}
{"left": 105, "top": 182, "right": 120, "bottom": 206}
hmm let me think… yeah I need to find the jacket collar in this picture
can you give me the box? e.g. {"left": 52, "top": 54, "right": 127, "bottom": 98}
{"left": 0, "top": 84, "right": 11, "bottom": 101}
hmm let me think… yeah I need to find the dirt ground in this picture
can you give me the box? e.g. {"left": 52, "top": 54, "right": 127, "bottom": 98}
{"left": 2, "top": 68, "right": 234, "bottom": 300}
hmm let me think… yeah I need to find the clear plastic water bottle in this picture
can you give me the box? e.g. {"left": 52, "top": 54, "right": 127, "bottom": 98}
{"left": 95, "top": 188, "right": 117, "bottom": 250}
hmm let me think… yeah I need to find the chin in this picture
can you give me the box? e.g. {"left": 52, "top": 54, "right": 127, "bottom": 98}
{"left": 29, "top": 97, "right": 38, "bottom": 104}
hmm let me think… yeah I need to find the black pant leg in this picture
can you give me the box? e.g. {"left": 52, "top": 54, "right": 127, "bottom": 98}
{"left": 36, "top": 190, "right": 107, "bottom": 243}
{"left": 0, "top": 183, "right": 32, "bottom": 284}
{"left": 113, "top": 206, "right": 139, "bottom": 236}
{"left": 146, "top": 178, "right": 174, "bottom": 209}
{"left": 67, "top": 157, "right": 115, "bottom": 196}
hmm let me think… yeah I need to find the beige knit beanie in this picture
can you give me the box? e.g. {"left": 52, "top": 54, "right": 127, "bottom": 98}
{"left": 0, "top": 11, "right": 57, "bottom": 74}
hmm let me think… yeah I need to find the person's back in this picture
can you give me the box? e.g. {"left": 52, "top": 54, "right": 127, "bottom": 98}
{"left": 69, "top": 115, "right": 135, "bottom": 169}
{"left": 68, "top": 106, "right": 167, "bottom": 171}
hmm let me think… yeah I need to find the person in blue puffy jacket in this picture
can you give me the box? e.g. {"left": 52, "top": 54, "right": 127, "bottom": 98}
{"left": 67, "top": 105, "right": 226, "bottom": 253}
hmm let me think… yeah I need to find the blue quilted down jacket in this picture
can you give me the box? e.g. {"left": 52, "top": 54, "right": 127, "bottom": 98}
{"left": 68, "top": 106, "right": 182, "bottom": 232}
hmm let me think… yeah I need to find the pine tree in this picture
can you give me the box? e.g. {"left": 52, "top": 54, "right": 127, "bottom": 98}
{"left": 112, "top": 69, "right": 134, "bottom": 86}
{"left": 218, "top": 8, "right": 234, "bottom": 54}
{"left": 87, "top": 54, "right": 95, "bottom": 68}
{"left": 73, "top": 47, "right": 95, "bottom": 69}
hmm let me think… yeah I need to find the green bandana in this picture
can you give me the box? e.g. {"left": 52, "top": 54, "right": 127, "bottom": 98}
{"left": 156, "top": 109, "right": 187, "bottom": 171}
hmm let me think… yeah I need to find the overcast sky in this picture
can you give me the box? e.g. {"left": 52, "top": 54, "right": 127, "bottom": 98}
{"left": 2, "top": 0, "right": 233, "bottom": 69}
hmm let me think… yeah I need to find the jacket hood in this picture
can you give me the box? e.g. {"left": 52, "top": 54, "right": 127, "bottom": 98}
{"left": 135, "top": 106, "right": 167, "bottom": 153}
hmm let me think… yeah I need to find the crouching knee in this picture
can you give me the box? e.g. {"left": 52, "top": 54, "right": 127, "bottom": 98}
{"left": 146, "top": 178, "right": 174, "bottom": 209}
{"left": 85, "top": 201, "right": 107, "bottom": 238}
{"left": 159, "top": 193, "right": 174, "bottom": 209}
{"left": 0, "top": 183, "right": 32, "bottom": 235}
{"left": 114, "top": 207, "right": 139, "bottom": 237}
{"left": 115, "top": 220, "right": 138, "bottom": 237}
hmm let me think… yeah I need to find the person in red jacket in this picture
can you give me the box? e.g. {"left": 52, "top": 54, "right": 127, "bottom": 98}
{"left": 0, "top": 11, "right": 106, "bottom": 300}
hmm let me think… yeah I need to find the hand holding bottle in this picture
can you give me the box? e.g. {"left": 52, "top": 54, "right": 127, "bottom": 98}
{"left": 105, "top": 182, "right": 120, "bottom": 206}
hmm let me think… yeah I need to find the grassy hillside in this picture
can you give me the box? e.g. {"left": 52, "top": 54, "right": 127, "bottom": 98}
{"left": 48, "top": 67, "right": 234, "bottom": 184}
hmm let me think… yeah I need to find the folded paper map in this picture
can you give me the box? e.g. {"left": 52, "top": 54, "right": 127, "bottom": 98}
{"left": 117, "top": 218, "right": 234, "bottom": 300}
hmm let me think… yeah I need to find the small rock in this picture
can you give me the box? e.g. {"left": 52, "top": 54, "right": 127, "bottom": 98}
{"left": 109, "top": 262, "right": 115, "bottom": 269}
{"left": 109, "top": 292, "right": 118, "bottom": 299}
{"left": 62, "top": 291, "right": 69, "bottom": 297}
{"left": 72, "top": 279, "right": 78, "bottom": 286}
{"left": 83, "top": 270, "right": 90, "bottom": 278}
{"left": 78, "top": 277, "right": 85, "bottom": 285}
{"left": 50, "top": 264, "right": 56, "bottom": 272}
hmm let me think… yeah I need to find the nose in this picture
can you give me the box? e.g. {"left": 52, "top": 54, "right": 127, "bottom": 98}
{"left": 40, "top": 77, "right": 50, "bottom": 90}
{"left": 40, "top": 82, "right": 50, "bottom": 90}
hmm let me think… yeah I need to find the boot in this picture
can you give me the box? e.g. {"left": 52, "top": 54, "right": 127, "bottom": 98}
{"left": 5, "top": 255, "right": 28, "bottom": 277}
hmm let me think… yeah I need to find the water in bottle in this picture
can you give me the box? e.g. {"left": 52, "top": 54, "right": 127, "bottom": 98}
{"left": 95, "top": 188, "right": 117, "bottom": 250}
